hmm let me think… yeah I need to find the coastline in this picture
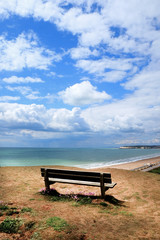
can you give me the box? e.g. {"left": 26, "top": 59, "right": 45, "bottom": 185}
{"left": 1, "top": 147, "right": 160, "bottom": 169}
{"left": 1, "top": 156, "right": 160, "bottom": 172}
{"left": 107, "top": 156, "right": 160, "bottom": 171}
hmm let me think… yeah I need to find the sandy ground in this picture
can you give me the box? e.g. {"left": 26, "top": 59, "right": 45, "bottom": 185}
{"left": 0, "top": 157, "right": 160, "bottom": 240}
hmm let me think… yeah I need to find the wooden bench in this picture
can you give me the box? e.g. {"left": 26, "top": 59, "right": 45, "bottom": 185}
{"left": 41, "top": 168, "right": 117, "bottom": 199}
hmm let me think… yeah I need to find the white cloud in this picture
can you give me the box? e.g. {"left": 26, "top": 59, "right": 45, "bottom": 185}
{"left": 0, "top": 32, "right": 61, "bottom": 71}
{"left": 57, "top": 8, "right": 110, "bottom": 47}
{"left": 6, "top": 85, "right": 55, "bottom": 101}
{"left": 122, "top": 70, "right": 160, "bottom": 110}
{"left": 0, "top": 103, "right": 88, "bottom": 132}
{"left": 0, "top": 1, "right": 159, "bottom": 80}
{"left": 81, "top": 68, "right": 160, "bottom": 135}
{"left": 0, "top": 96, "right": 20, "bottom": 102}
{"left": 102, "top": 71, "right": 127, "bottom": 83}
{"left": 0, "top": 103, "right": 46, "bottom": 130}
{"left": 76, "top": 58, "right": 135, "bottom": 82}
{"left": 0, "top": 0, "right": 63, "bottom": 21}
{"left": 77, "top": 58, "right": 133, "bottom": 73}
{"left": 58, "top": 81, "right": 111, "bottom": 105}
{"left": 70, "top": 47, "right": 99, "bottom": 59}
{"left": 20, "top": 130, "right": 66, "bottom": 139}
{"left": 47, "top": 107, "right": 88, "bottom": 131}
{"left": 1, "top": 1, "right": 160, "bottom": 49}
{"left": 3, "top": 76, "right": 44, "bottom": 84}
{"left": 0, "top": 79, "right": 160, "bottom": 143}
{"left": 123, "top": 70, "right": 160, "bottom": 92}
{"left": 80, "top": 76, "right": 90, "bottom": 81}
{"left": 0, "top": 0, "right": 160, "bottom": 145}
{"left": 82, "top": 98, "right": 160, "bottom": 136}
{"left": 103, "top": 0, "right": 160, "bottom": 39}
{"left": 6, "top": 86, "right": 40, "bottom": 99}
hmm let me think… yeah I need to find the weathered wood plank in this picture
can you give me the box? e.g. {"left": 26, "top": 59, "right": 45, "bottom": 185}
{"left": 48, "top": 178, "right": 101, "bottom": 186}
{"left": 105, "top": 183, "right": 117, "bottom": 188}
{"left": 41, "top": 168, "right": 111, "bottom": 183}
{"left": 41, "top": 168, "right": 111, "bottom": 178}
{"left": 48, "top": 177, "right": 116, "bottom": 188}
{"left": 40, "top": 168, "right": 117, "bottom": 199}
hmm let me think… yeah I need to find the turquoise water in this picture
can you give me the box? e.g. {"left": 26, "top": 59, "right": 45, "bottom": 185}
{"left": 0, "top": 148, "right": 160, "bottom": 168}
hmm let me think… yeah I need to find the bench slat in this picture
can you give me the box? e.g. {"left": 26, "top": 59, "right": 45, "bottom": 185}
{"left": 45, "top": 173, "right": 111, "bottom": 183}
{"left": 41, "top": 168, "right": 111, "bottom": 178}
{"left": 40, "top": 168, "right": 116, "bottom": 199}
{"left": 41, "top": 168, "right": 112, "bottom": 183}
{"left": 105, "top": 182, "right": 117, "bottom": 188}
{"left": 48, "top": 177, "right": 116, "bottom": 188}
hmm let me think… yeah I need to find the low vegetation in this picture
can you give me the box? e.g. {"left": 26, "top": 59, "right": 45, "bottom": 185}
{"left": 149, "top": 167, "right": 160, "bottom": 174}
{"left": 0, "top": 166, "right": 160, "bottom": 239}
{"left": 0, "top": 218, "right": 22, "bottom": 233}
{"left": 46, "top": 217, "right": 69, "bottom": 232}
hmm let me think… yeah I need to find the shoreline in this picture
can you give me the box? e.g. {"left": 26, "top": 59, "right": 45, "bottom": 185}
{"left": 107, "top": 156, "right": 160, "bottom": 171}
{"left": 1, "top": 156, "right": 160, "bottom": 172}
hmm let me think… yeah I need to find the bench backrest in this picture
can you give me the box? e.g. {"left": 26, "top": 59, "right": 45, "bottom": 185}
{"left": 41, "top": 168, "right": 112, "bottom": 183}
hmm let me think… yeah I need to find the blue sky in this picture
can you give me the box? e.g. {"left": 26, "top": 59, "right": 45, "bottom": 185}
{"left": 0, "top": 0, "right": 160, "bottom": 147}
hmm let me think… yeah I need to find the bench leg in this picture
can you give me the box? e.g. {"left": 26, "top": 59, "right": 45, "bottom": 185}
{"left": 44, "top": 169, "right": 50, "bottom": 191}
{"left": 100, "top": 185, "right": 105, "bottom": 199}
{"left": 45, "top": 179, "right": 50, "bottom": 191}
{"left": 100, "top": 173, "right": 105, "bottom": 199}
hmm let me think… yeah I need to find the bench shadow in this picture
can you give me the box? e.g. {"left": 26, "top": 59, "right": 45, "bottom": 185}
{"left": 104, "top": 195, "right": 125, "bottom": 206}
{"left": 42, "top": 189, "right": 125, "bottom": 206}
{"left": 88, "top": 194, "right": 125, "bottom": 206}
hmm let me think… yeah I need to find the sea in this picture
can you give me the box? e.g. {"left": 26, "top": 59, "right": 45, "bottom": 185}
{"left": 0, "top": 147, "right": 160, "bottom": 169}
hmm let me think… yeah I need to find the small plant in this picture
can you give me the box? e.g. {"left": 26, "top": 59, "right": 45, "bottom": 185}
{"left": 50, "top": 195, "right": 72, "bottom": 202}
{"left": 0, "top": 201, "right": 9, "bottom": 211}
{"left": 24, "top": 220, "right": 36, "bottom": 230}
{"left": 21, "top": 207, "right": 32, "bottom": 213}
{"left": 46, "top": 217, "right": 69, "bottom": 232}
{"left": 6, "top": 209, "right": 19, "bottom": 216}
{"left": 49, "top": 193, "right": 93, "bottom": 206}
{"left": 149, "top": 167, "right": 160, "bottom": 174}
{"left": 100, "top": 202, "right": 108, "bottom": 207}
{"left": 39, "top": 187, "right": 56, "bottom": 195}
{"left": 0, "top": 205, "right": 9, "bottom": 211}
{"left": 0, "top": 203, "right": 19, "bottom": 216}
{"left": 0, "top": 217, "right": 22, "bottom": 233}
{"left": 31, "top": 231, "right": 42, "bottom": 240}
{"left": 77, "top": 196, "right": 92, "bottom": 205}
{"left": 120, "top": 211, "right": 133, "bottom": 216}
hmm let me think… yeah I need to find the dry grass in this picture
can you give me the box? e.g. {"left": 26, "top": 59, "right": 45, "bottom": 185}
{"left": 0, "top": 165, "right": 160, "bottom": 240}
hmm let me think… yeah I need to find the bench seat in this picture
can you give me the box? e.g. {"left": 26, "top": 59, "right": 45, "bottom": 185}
{"left": 48, "top": 177, "right": 117, "bottom": 188}
{"left": 41, "top": 168, "right": 117, "bottom": 199}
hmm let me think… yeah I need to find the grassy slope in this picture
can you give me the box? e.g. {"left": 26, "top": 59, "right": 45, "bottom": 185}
{"left": 149, "top": 167, "right": 160, "bottom": 174}
{"left": 0, "top": 166, "right": 160, "bottom": 240}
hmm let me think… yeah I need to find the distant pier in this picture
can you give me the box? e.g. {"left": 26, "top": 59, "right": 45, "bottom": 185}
{"left": 120, "top": 145, "right": 160, "bottom": 149}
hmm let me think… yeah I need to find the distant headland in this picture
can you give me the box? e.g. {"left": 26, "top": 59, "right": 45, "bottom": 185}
{"left": 120, "top": 145, "right": 160, "bottom": 149}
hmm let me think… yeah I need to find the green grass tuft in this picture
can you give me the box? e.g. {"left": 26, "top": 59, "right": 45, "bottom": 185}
{"left": 0, "top": 217, "right": 22, "bottom": 233}
{"left": 120, "top": 211, "right": 133, "bottom": 216}
{"left": 0, "top": 205, "right": 9, "bottom": 211}
{"left": 50, "top": 196, "right": 72, "bottom": 202}
{"left": 100, "top": 202, "right": 108, "bottom": 207}
{"left": 149, "top": 167, "right": 160, "bottom": 174}
{"left": 77, "top": 196, "right": 92, "bottom": 205}
{"left": 21, "top": 207, "right": 32, "bottom": 213}
{"left": 24, "top": 220, "right": 36, "bottom": 230}
{"left": 46, "top": 217, "right": 69, "bottom": 232}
